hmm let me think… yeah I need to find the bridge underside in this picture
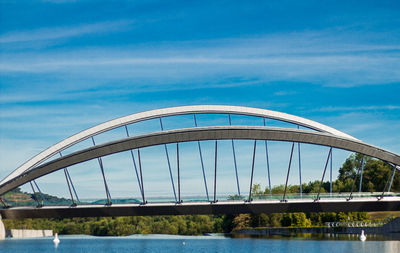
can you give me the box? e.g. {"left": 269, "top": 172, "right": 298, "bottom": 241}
{"left": 2, "top": 198, "right": 400, "bottom": 219}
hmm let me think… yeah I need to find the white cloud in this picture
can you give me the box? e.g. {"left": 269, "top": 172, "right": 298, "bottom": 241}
{"left": 0, "top": 20, "right": 135, "bottom": 43}
{"left": 1, "top": 30, "right": 400, "bottom": 88}
{"left": 312, "top": 105, "right": 400, "bottom": 112}
{"left": 1, "top": 28, "right": 399, "bottom": 197}
{"left": 314, "top": 112, "right": 400, "bottom": 154}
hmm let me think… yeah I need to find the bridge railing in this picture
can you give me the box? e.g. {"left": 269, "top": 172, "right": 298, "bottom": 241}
{"left": 250, "top": 192, "right": 400, "bottom": 201}
{"left": 77, "top": 192, "right": 400, "bottom": 204}
{"left": 4, "top": 192, "right": 400, "bottom": 208}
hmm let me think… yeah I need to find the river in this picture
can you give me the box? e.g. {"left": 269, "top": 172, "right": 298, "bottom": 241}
{"left": 0, "top": 234, "right": 399, "bottom": 253}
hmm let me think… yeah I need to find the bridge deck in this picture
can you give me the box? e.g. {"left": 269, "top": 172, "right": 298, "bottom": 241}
{"left": 1, "top": 197, "right": 400, "bottom": 219}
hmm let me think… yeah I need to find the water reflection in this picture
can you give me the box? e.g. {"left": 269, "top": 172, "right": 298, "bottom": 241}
{"left": 231, "top": 232, "right": 400, "bottom": 241}
{"left": 385, "top": 241, "right": 400, "bottom": 252}
{"left": 0, "top": 234, "right": 399, "bottom": 253}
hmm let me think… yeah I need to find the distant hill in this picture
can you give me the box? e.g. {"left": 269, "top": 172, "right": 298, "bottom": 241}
{"left": 3, "top": 188, "right": 71, "bottom": 206}
{"left": 91, "top": 198, "right": 141, "bottom": 204}
{"left": 3, "top": 188, "right": 141, "bottom": 206}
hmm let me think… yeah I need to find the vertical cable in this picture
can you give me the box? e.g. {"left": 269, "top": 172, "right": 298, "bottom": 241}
{"left": 137, "top": 149, "right": 146, "bottom": 204}
{"left": 30, "top": 181, "right": 41, "bottom": 207}
{"left": 159, "top": 117, "right": 177, "bottom": 202}
{"left": 315, "top": 147, "right": 332, "bottom": 201}
{"left": 91, "top": 137, "right": 112, "bottom": 205}
{"left": 65, "top": 169, "right": 79, "bottom": 202}
{"left": 213, "top": 140, "right": 218, "bottom": 203}
{"left": 330, "top": 149, "right": 333, "bottom": 197}
{"left": 263, "top": 118, "right": 272, "bottom": 199}
{"left": 125, "top": 126, "right": 143, "bottom": 197}
{"left": 229, "top": 114, "right": 241, "bottom": 196}
{"left": 347, "top": 156, "right": 363, "bottom": 201}
{"left": 193, "top": 114, "right": 209, "bottom": 201}
{"left": 297, "top": 125, "right": 302, "bottom": 199}
{"left": 379, "top": 164, "right": 396, "bottom": 200}
{"left": 388, "top": 166, "right": 396, "bottom": 193}
{"left": 59, "top": 152, "right": 79, "bottom": 204}
{"left": 248, "top": 140, "right": 257, "bottom": 202}
{"left": 0, "top": 196, "right": 7, "bottom": 208}
{"left": 282, "top": 143, "right": 295, "bottom": 202}
{"left": 359, "top": 157, "right": 365, "bottom": 193}
{"left": 32, "top": 180, "right": 46, "bottom": 205}
{"left": 63, "top": 168, "right": 75, "bottom": 206}
{"left": 177, "top": 143, "right": 181, "bottom": 203}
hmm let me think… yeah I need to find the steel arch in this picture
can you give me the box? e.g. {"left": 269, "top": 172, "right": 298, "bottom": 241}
{"left": 1, "top": 126, "right": 399, "bottom": 195}
{"left": 1, "top": 105, "right": 358, "bottom": 185}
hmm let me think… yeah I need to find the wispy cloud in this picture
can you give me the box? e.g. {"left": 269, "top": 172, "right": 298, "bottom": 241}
{"left": 1, "top": 30, "right": 400, "bottom": 88}
{"left": 312, "top": 105, "right": 400, "bottom": 112}
{"left": 42, "top": 0, "right": 77, "bottom": 3}
{"left": 4, "top": 55, "right": 399, "bottom": 68}
{"left": 273, "top": 91, "right": 297, "bottom": 96}
{"left": 0, "top": 94, "right": 55, "bottom": 104}
{"left": 2, "top": 53, "right": 399, "bottom": 88}
{"left": 0, "top": 20, "right": 135, "bottom": 43}
{"left": 317, "top": 112, "right": 400, "bottom": 152}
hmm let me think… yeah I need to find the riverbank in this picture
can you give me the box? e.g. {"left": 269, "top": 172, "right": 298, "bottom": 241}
{"left": 234, "top": 218, "right": 400, "bottom": 236}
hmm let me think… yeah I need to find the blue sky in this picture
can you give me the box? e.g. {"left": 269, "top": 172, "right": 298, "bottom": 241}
{"left": 1, "top": 0, "right": 400, "bottom": 198}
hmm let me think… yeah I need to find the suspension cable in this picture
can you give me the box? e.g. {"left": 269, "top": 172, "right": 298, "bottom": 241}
{"left": 159, "top": 117, "right": 177, "bottom": 202}
{"left": 229, "top": 114, "right": 241, "bottom": 196}
{"left": 282, "top": 143, "right": 295, "bottom": 202}
{"left": 193, "top": 114, "right": 209, "bottom": 201}
{"left": 315, "top": 147, "right": 332, "bottom": 201}
{"left": 248, "top": 140, "right": 257, "bottom": 202}
{"left": 124, "top": 126, "right": 143, "bottom": 197}
{"left": 347, "top": 156, "right": 364, "bottom": 201}
{"left": 263, "top": 118, "right": 272, "bottom": 199}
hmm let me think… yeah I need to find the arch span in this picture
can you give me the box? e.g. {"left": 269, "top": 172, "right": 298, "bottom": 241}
{"left": 1, "top": 126, "right": 398, "bottom": 195}
{"left": 1, "top": 105, "right": 358, "bottom": 185}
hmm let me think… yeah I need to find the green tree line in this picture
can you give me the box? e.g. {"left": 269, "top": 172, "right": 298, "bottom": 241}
{"left": 3, "top": 215, "right": 234, "bottom": 236}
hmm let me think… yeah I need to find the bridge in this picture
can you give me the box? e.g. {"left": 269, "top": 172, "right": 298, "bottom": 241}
{"left": 0, "top": 105, "right": 399, "bottom": 221}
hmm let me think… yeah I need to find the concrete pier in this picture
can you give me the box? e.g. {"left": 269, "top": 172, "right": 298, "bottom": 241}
{"left": 0, "top": 215, "right": 53, "bottom": 239}
{"left": 0, "top": 215, "right": 5, "bottom": 240}
{"left": 6, "top": 229, "right": 53, "bottom": 238}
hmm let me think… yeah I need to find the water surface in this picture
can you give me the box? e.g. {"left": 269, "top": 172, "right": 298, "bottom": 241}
{"left": 0, "top": 234, "right": 399, "bottom": 253}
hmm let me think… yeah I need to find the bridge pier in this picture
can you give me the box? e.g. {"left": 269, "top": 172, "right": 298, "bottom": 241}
{"left": 0, "top": 215, "right": 5, "bottom": 240}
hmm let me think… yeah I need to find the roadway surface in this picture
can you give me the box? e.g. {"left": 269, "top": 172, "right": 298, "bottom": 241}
{"left": 1, "top": 197, "right": 400, "bottom": 219}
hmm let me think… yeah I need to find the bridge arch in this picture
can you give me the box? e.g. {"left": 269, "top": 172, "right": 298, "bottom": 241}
{"left": 1, "top": 105, "right": 400, "bottom": 219}
{"left": 1, "top": 105, "right": 358, "bottom": 185}
{"left": 1, "top": 126, "right": 399, "bottom": 196}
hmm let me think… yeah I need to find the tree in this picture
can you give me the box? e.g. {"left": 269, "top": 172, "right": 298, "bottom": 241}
{"left": 291, "top": 213, "right": 311, "bottom": 227}
{"left": 337, "top": 154, "right": 399, "bottom": 193}
{"left": 232, "top": 214, "right": 251, "bottom": 231}
{"left": 281, "top": 213, "right": 311, "bottom": 227}
{"left": 252, "top": 184, "right": 263, "bottom": 195}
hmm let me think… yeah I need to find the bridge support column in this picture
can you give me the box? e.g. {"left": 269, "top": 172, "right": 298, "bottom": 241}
{"left": 0, "top": 215, "right": 5, "bottom": 240}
